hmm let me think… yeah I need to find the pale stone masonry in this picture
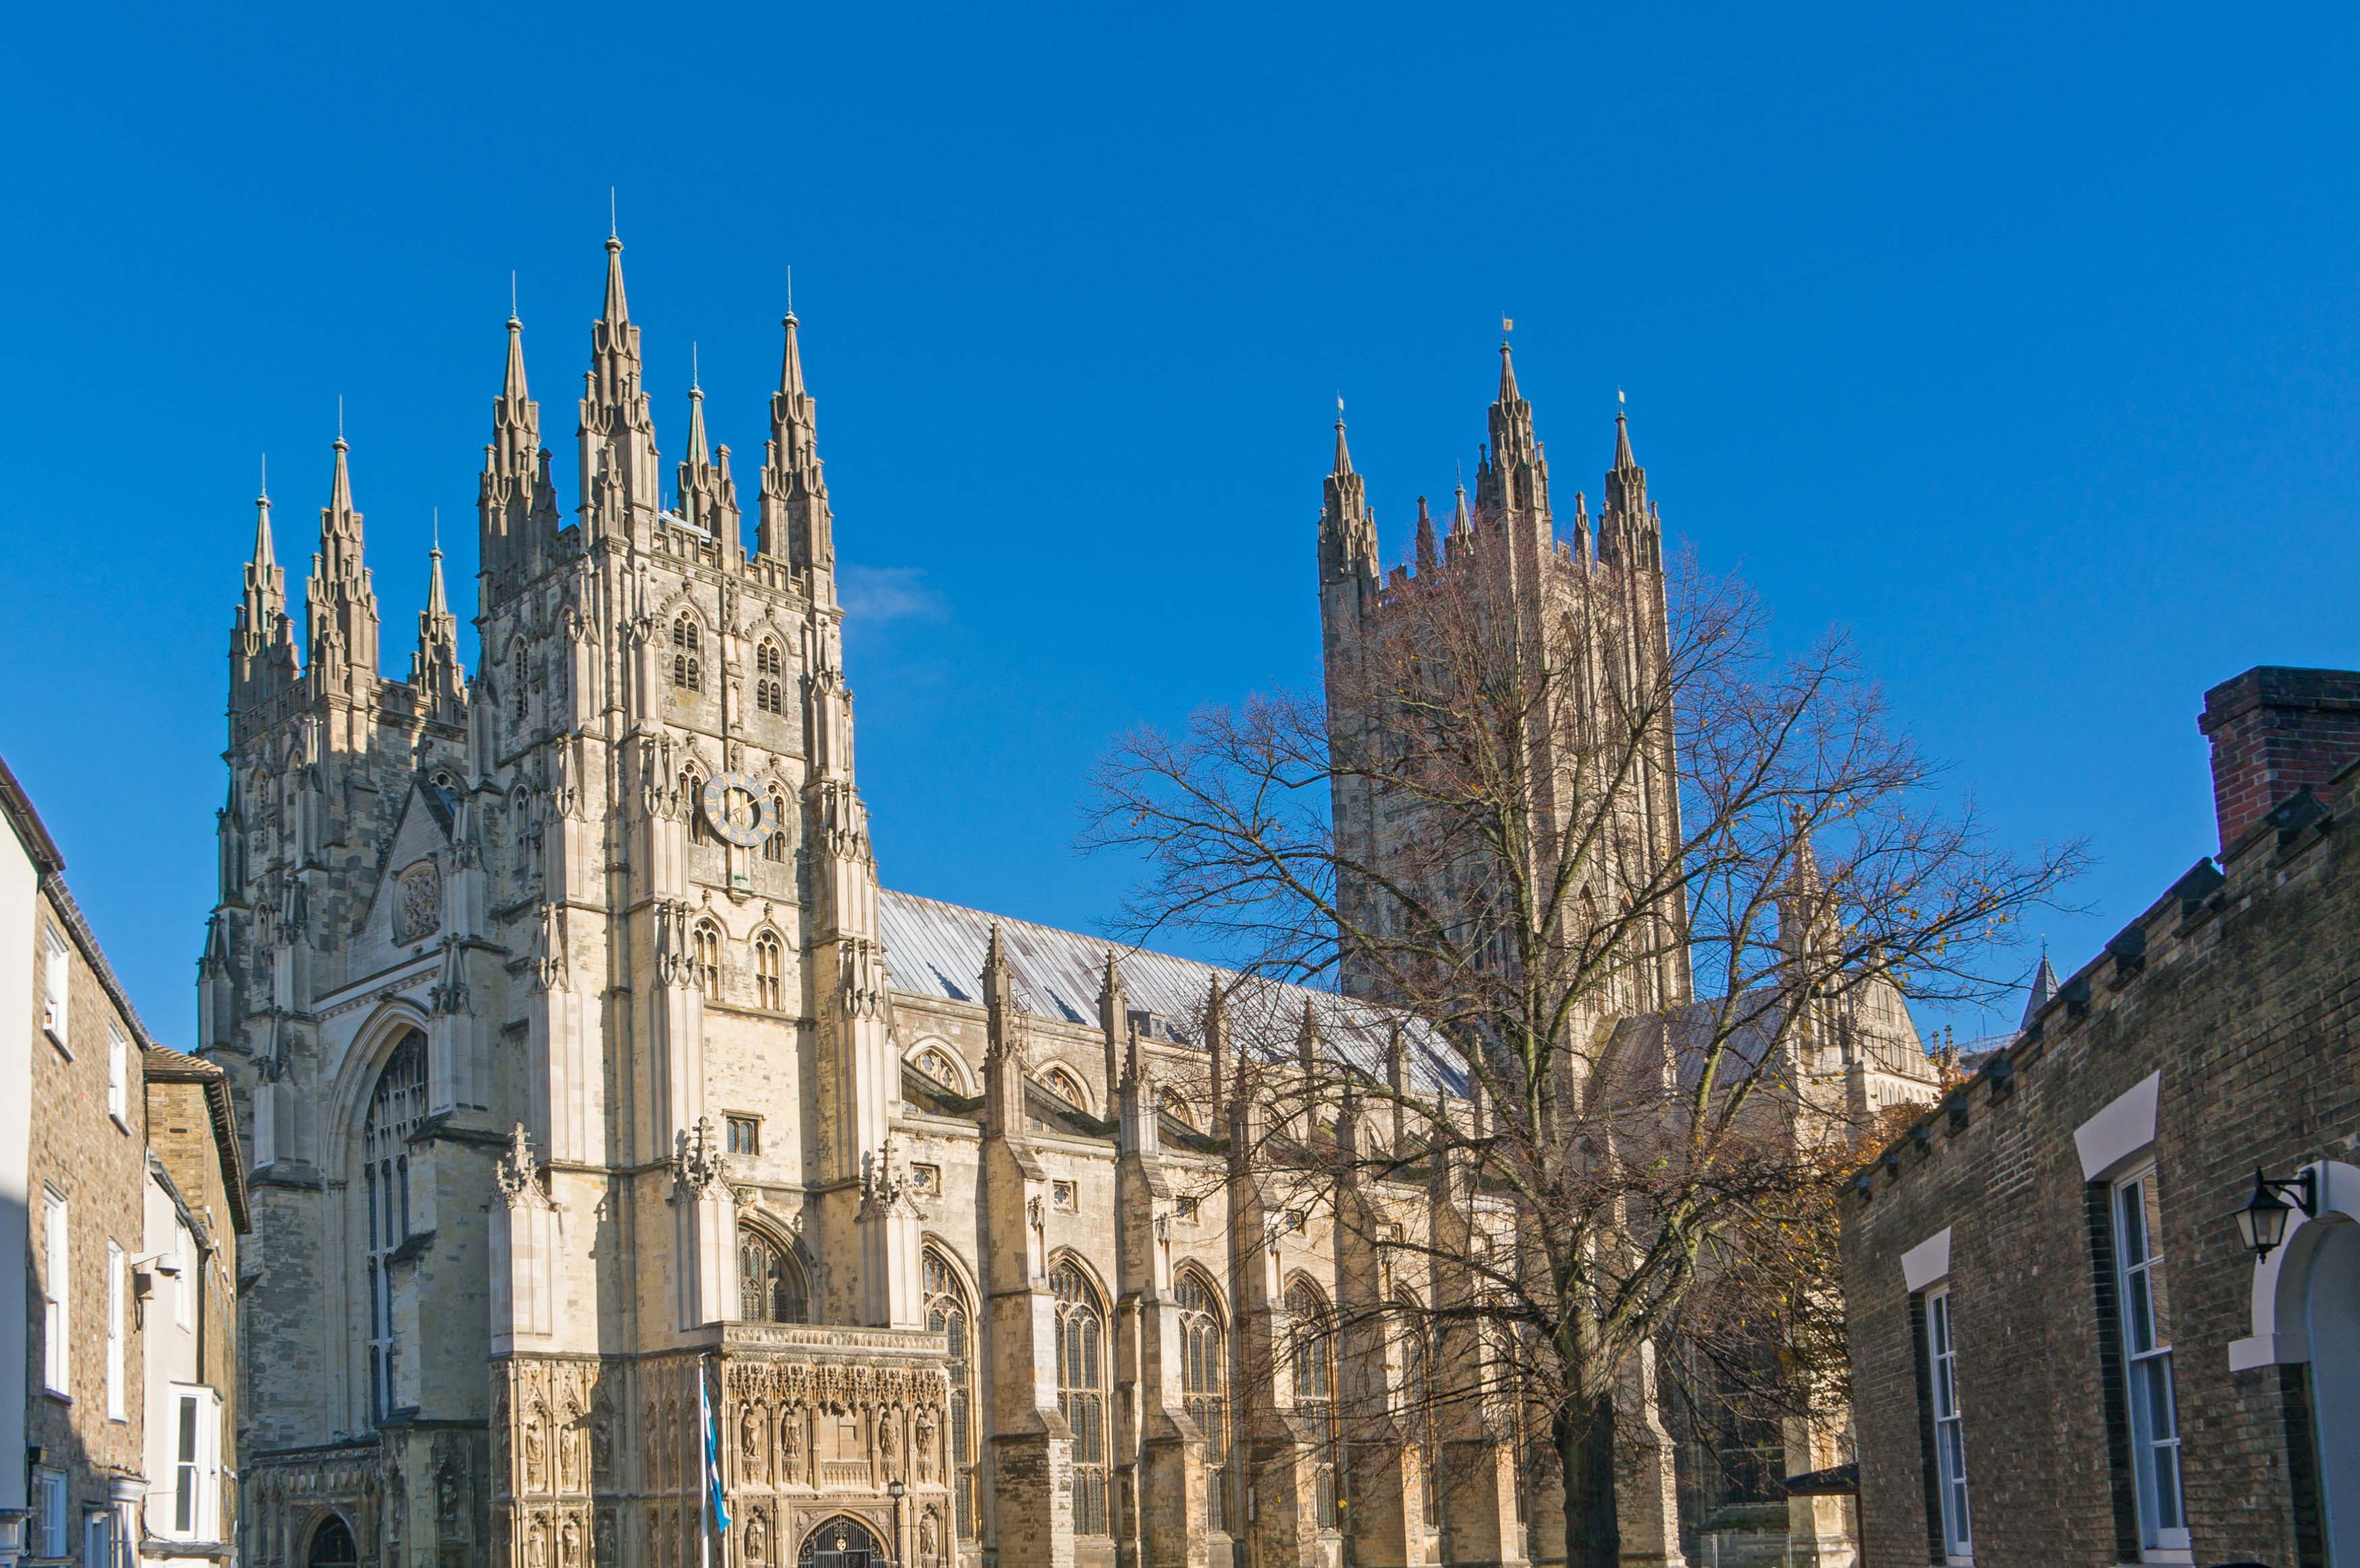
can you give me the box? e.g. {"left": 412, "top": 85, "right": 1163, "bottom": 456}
{"left": 205, "top": 240, "right": 1941, "bottom": 1568}
{"left": 1843, "top": 667, "right": 2360, "bottom": 1567}
{"left": 1, "top": 755, "right": 246, "bottom": 1568}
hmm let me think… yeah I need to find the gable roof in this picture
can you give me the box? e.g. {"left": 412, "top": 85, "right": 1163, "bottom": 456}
{"left": 877, "top": 887, "right": 1468, "bottom": 1097}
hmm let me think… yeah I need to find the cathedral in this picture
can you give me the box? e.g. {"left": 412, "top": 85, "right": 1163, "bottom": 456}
{"left": 198, "top": 235, "right": 1939, "bottom": 1568}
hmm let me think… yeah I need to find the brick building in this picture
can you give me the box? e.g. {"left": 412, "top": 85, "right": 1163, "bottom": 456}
{"left": 1, "top": 755, "right": 247, "bottom": 1567}
{"left": 1841, "top": 666, "right": 2360, "bottom": 1568}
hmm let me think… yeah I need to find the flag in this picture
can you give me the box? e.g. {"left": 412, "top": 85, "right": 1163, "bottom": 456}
{"left": 701, "top": 1356, "right": 732, "bottom": 1536}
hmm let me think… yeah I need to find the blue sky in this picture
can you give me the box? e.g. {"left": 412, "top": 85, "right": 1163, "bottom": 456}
{"left": 4, "top": 3, "right": 2357, "bottom": 1046}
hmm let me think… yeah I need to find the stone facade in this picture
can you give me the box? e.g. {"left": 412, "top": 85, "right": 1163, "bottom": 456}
{"left": 2, "top": 756, "right": 245, "bottom": 1567}
{"left": 1316, "top": 345, "right": 1939, "bottom": 1568}
{"left": 202, "top": 237, "right": 1546, "bottom": 1568}
{"left": 1842, "top": 667, "right": 2360, "bottom": 1568}
{"left": 205, "top": 241, "right": 1941, "bottom": 1568}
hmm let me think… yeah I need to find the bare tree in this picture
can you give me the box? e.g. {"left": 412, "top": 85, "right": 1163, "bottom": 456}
{"left": 1083, "top": 540, "right": 2082, "bottom": 1567}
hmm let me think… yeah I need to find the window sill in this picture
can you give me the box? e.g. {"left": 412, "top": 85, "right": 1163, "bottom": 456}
{"left": 40, "top": 1387, "right": 71, "bottom": 1405}
{"left": 46, "top": 1028, "right": 71, "bottom": 1060}
{"left": 111, "top": 1114, "right": 131, "bottom": 1135}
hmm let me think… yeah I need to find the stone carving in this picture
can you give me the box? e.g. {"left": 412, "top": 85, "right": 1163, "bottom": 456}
{"left": 561, "top": 1514, "right": 583, "bottom": 1568}
{"left": 673, "top": 1116, "right": 728, "bottom": 1198}
{"left": 858, "top": 1134, "right": 916, "bottom": 1217}
{"left": 497, "top": 1124, "right": 552, "bottom": 1207}
{"left": 590, "top": 1404, "right": 613, "bottom": 1484}
{"left": 914, "top": 1407, "right": 938, "bottom": 1482}
{"left": 393, "top": 859, "right": 443, "bottom": 944}
{"left": 742, "top": 1401, "right": 763, "bottom": 1463}
{"left": 559, "top": 1404, "right": 584, "bottom": 1494}
{"left": 525, "top": 1406, "right": 550, "bottom": 1495}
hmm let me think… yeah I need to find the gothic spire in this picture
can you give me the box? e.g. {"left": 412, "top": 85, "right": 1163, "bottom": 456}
{"left": 676, "top": 353, "right": 739, "bottom": 553}
{"left": 411, "top": 524, "right": 463, "bottom": 714}
{"left": 1414, "top": 495, "right": 1438, "bottom": 574}
{"left": 759, "top": 306, "right": 833, "bottom": 576}
{"left": 232, "top": 464, "right": 296, "bottom": 698}
{"left": 601, "top": 231, "right": 629, "bottom": 327}
{"left": 504, "top": 305, "right": 529, "bottom": 401}
{"left": 252, "top": 466, "right": 276, "bottom": 570}
{"left": 1601, "top": 397, "right": 1651, "bottom": 566}
{"left": 1479, "top": 330, "right": 1546, "bottom": 520}
{"left": 481, "top": 307, "right": 556, "bottom": 593}
{"left": 425, "top": 526, "right": 449, "bottom": 617}
{"left": 1319, "top": 409, "right": 1376, "bottom": 588}
{"left": 579, "top": 231, "right": 659, "bottom": 538}
{"left": 307, "top": 433, "right": 380, "bottom": 696}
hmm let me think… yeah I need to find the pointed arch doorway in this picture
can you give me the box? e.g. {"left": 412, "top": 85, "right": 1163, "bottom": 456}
{"left": 799, "top": 1514, "right": 887, "bottom": 1568}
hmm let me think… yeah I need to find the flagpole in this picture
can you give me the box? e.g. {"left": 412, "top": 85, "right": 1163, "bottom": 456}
{"left": 700, "top": 1352, "right": 712, "bottom": 1568}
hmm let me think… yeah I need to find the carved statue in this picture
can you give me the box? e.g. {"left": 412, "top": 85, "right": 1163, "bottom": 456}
{"left": 780, "top": 1406, "right": 805, "bottom": 1484}
{"left": 741, "top": 1402, "right": 762, "bottom": 1463}
{"left": 914, "top": 1408, "right": 938, "bottom": 1482}
{"left": 525, "top": 1410, "right": 549, "bottom": 1493}
{"left": 746, "top": 1511, "right": 768, "bottom": 1565}
{"left": 918, "top": 1511, "right": 939, "bottom": 1567}
{"left": 561, "top": 1515, "right": 583, "bottom": 1568}
{"left": 560, "top": 1410, "right": 584, "bottom": 1493}
{"left": 527, "top": 1515, "right": 549, "bottom": 1568}
{"left": 591, "top": 1407, "right": 613, "bottom": 1482}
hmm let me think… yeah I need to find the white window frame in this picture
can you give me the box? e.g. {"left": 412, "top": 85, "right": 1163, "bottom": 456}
{"left": 42, "top": 1188, "right": 69, "bottom": 1395}
{"left": 105, "top": 1239, "right": 126, "bottom": 1420}
{"left": 2115, "top": 1166, "right": 2190, "bottom": 1557}
{"left": 1926, "top": 1284, "right": 1973, "bottom": 1564}
{"left": 42, "top": 923, "right": 71, "bottom": 1050}
{"left": 31, "top": 1466, "right": 67, "bottom": 1557}
{"left": 166, "top": 1383, "right": 222, "bottom": 1540}
{"left": 107, "top": 1025, "right": 129, "bottom": 1128}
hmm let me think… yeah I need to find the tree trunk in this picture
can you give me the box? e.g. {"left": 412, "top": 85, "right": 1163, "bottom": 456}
{"left": 1554, "top": 1315, "right": 1620, "bottom": 1568}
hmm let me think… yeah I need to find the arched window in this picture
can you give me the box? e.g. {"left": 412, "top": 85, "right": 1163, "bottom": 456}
{"left": 1285, "top": 1278, "right": 1339, "bottom": 1527}
{"left": 913, "top": 1046, "right": 964, "bottom": 1094}
{"left": 691, "top": 922, "right": 722, "bottom": 996}
{"left": 1042, "top": 1066, "right": 1092, "bottom": 1116}
{"left": 672, "top": 613, "right": 703, "bottom": 692}
{"left": 1053, "top": 1261, "right": 1110, "bottom": 1536}
{"left": 925, "top": 1250, "right": 979, "bottom": 1540}
{"left": 510, "top": 642, "right": 529, "bottom": 725}
{"left": 763, "top": 788, "right": 790, "bottom": 863}
{"left": 684, "top": 773, "right": 713, "bottom": 847}
{"left": 306, "top": 1515, "right": 359, "bottom": 1568}
{"left": 754, "top": 932, "right": 784, "bottom": 1011}
{"left": 757, "top": 639, "right": 786, "bottom": 715}
{"left": 1398, "top": 1302, "right": 1440, "bottom": 1526}
{"left": 737, "top": 1229, "right": 809, "bottom": 1324}
{"left": 363, "top": 1032, "right": 427, "bottom": 1424}
{"left": 1177, "top": 1269, "right": 1230, "bottom": 1532}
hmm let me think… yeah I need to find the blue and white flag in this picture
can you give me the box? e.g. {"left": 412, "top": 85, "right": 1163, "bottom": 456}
{"left": 700, "top": 1356, "right": 732, "bottom": 1536}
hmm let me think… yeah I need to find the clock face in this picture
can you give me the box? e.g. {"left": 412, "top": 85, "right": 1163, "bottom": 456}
{"left": 700, "top": 771, "right": 777, "bottom": 848}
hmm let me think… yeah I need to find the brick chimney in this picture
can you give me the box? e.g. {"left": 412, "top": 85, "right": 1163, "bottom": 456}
{"left": 2197, "top": 666, "right": 2360, "bottom": 850}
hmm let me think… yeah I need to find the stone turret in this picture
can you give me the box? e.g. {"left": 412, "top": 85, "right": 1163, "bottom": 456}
{"left": 305, "top": 435, "right": 380, "bottom": 702}
{"left": 231, "top": 470, "right": 298, "bottom": 700}
{"left": 759, "top": 306, "right": 836, "bottom": 588}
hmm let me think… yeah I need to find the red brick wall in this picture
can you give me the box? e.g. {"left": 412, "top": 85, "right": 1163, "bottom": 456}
{"left": 2198, "top": 665, "right": 2360, "bottom": 851}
